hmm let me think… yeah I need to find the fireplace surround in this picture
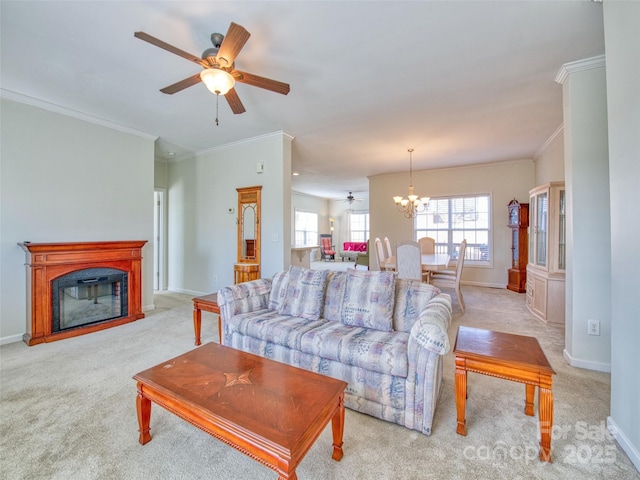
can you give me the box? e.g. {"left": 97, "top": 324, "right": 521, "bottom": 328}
{"left": 18, "top": 241, "right": 147, "bottom": 345}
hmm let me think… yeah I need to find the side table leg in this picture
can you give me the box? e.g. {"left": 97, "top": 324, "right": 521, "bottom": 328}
{"left": 331, "top": 393, "right": 345, "bottom": 461}
{"left": 538, "top": 383, "right": 554, "bottom": 462}
{"left": 193, "top": 307, "right": 202, "bottom": 346}
{"left": 136, "top": 382, "right": 152, "bottom": 445}
{"left": 525, "top": 383, "right": 535, "bottom": 416}
{"left": 455, "top": 357, "right": 467, "bottom": 435}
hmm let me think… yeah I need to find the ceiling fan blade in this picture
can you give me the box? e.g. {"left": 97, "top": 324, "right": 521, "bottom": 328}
{"left": 216, "top": 22, "right": 251, "bottom": 68}
{"left": 159, "top": 73, "right": 203, "bottom": 94}
{"left": 134, "top": 31, "right": 208, "bottom": 68}
{"left": 232, "top": 70, "right": 290, "bottom": 95}
{"left": 225, "top": 88, "right": 246, "bottom": 114}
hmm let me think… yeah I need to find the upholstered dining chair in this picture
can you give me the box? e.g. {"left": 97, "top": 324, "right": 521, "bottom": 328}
{"left": 320, "top": 237, "right": 336, "bottom": 261}
{"left": 430, "top": 239, "right": 467, "bottom": 313}
{"left": 418, "top": 236, "right": 436, "bottom": 254}
{"left": 395, "top": 240, "right": 424, "bottom": 281}
{"left": 384, "top": 237, "right": 393, "bottom": 260}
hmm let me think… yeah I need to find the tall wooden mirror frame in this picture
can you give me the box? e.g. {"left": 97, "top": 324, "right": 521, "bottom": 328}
{"left": 236, "top": 186, "right": 262, "bottom": 268}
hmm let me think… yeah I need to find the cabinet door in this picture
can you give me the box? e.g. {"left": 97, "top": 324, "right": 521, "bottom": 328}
{"left": 531, "top": 274, "right": 548, "bottom": 319}
{"left": 535, "top": 192, "right": 548, "bottom": 268}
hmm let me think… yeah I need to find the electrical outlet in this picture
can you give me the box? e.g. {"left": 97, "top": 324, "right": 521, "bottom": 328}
{"left": 588, "top": 319, "right": 600, "bottom": 336}
{"left": 272, "top": 233, "right": 278, "bottom": 242}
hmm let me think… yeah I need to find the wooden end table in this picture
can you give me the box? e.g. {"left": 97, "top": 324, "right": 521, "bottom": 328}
{"left": 453, "top": 326, "right": 556, "bottom": 462}
{"left": 192, "top": 293, "right": 221, "bottom": 346}
{"left": 134, "top": 342, "right": 347, "bottom": 480}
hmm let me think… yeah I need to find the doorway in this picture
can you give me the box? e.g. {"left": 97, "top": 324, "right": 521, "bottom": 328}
{"left": 153, "top": 189, "right": 166, "bottom": 291}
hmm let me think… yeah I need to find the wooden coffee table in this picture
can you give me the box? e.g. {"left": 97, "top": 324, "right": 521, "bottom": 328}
{"left": 453, "top": 326, "right": 556, "bottom": 462}
{"left": 133, "top": 342, "right": 347, "bottom": 479}
{"left": 192, "top": 293, "right": 220, "bottom": 345}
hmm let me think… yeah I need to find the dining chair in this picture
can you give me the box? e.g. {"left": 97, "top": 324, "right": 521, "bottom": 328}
{"left": 384, "top": 237, "right": 393, "bottom": 260}
{"left": 418, "top": 237, "right": 436, "bottom": 254}
{"left": 374, "top": 238, "right": 389, "bottom": 271}
{"left": 430, "top": 239, "right": 467, "bottom": 313}
{"left": 395, "top": 240, "right": 424, "bottom": 281}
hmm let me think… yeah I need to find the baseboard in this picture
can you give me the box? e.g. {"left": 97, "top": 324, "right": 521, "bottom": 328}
{"left": 461, "top": 280, "right": 508, "bottom": 289}
{"left": 0, "top": 333, "right": 24, "bottom": 345}
{"left": 607, "top": 416, "right": 640, "bottom": 473}
{"left": 563, "top": 348, "right": 611, "bottom": 373}
{"left": 166, "top": 287, "right": 209, "bottom": 297}
{"left": 142, "top": 304, "right": 155, "bottom": 312}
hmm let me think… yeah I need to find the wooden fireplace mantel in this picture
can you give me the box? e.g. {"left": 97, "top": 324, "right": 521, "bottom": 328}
{"left": 18, "top": 240, "right": 147, "bottom": 345}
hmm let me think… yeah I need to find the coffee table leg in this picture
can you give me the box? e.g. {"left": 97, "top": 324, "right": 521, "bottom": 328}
{"left": 331, "top": 393, "right": 345, "bottom": 461}
{"left": 525, "top": 383, "right": 535, "bottom": 416}
{"left": 193, "top": 307, "right": 202, "bottom": 346}
{"left": 455, "top": 356, "right": 467, "bottom": 435}
{"left": 539, "top": 382, "right": 554, "bottom": 462}
{"left": 136, "top": 382, "right": 152, "bottom": 444}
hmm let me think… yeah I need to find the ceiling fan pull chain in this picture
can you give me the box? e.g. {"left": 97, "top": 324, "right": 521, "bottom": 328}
{"left": 215, "top": 94, "right": 220, "bottom": 126}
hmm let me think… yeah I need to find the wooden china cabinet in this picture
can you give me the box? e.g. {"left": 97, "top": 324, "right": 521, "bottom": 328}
{"left": 526, "top": 182, "right": 566, "bottom": 325}
{"left": 507, "top": 199, "right": 529, "bottom": 293}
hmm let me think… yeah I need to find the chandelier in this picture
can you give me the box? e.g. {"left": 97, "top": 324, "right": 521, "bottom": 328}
{"left": 392, "top": 148, "right": 430, "bottom": 219}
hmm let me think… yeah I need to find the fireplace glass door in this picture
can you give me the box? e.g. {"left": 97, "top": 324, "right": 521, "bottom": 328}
{"left": 52, "top": 268, "right": 128, "bottom": 332}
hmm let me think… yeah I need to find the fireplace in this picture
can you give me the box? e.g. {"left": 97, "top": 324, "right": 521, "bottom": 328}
{"left": 18, "top": 241, "right": 147, "bottom": 345}
{"left": 52, "top": 267, "right": 128, "bottom": 332}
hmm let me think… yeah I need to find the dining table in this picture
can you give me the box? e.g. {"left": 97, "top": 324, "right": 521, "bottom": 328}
{"left": 383, "top": 253, "right": 451, "bottom": 273}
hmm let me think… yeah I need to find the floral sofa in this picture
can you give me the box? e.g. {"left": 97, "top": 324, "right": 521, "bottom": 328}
{"left": 339, "top": 241, "right": 367, "bottom": 262}
{"left": 217, "top": 266, "right": 452, "bottom": 435}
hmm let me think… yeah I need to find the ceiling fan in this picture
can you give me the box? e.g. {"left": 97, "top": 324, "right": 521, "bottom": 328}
{"left": 338, "top": 192, "right": 364, "bottom": 205}
{"left": 134, "top": 22, "right": 290, "bottom": 118}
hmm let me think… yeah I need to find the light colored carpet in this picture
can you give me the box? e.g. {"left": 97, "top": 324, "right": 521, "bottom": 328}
{"left": 1, "top": 287, "right": 638, "bottom": 479}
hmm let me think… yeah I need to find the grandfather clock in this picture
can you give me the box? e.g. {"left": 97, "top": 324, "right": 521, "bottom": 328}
{"left": 507, "top": 199, "right": 529, "bottom": 293}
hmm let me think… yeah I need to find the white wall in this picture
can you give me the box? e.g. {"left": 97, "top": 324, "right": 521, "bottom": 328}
{"left": 0, "top": 98, "right": 156, "bottom": 343}
{"left": 559, "top": 60, "right": 612, "bottom": 372}
{"left": 369, "top": 159, "right": 535, "bottom": 285}
{"left": 166, "top": 132, "right": 291, "bottom": 295}
{"left": 604, "top": 0, "right": 640, "bottom": 471}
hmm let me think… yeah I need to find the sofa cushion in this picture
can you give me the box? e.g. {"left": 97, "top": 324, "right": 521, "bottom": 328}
{"left": 228, "top": 308, "right": 328, "bottom": 351}
{"left": 299, "top": 321, "right": 409, "bottom": 377}
{"left": 278, "top": 266, "right": 329, "bottom": 320}
{"left": 393, "top": 279, "right": 441, "bottom": 333}
{"left": 268, "top": 270, "right": 289, "bottom": 311}
{"left": 322, "top": 271, "right": 348, "bottom": 322}
{"left": 341, "top": 269, "right": 396, "bottom": 332}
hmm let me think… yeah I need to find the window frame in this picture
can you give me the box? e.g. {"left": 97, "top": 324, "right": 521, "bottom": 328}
{"left": 349, "top": 210, "right": 370, "bottom": 243}
{"left": 293, "top": 209, "right": 319, "bottom": 247}
{"left": 414, "top": 193, "right": 492, "bottom": 267}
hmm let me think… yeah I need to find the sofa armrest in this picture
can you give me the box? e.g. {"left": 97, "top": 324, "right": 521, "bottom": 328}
{"left": 217, "top": 278, "right": 272, "bottom": 322}
{"left": 409, "top": 294, "right": 452, "bottom": 355}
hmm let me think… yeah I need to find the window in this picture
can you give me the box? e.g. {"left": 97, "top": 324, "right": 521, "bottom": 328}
{"left": 350, "top": 211, "right": 369, "bottom": 242}
{"left": 415, "top": 194, "right": 490, "bottom": 264}
{"left": 294, "top": 210, "right": 318, "bottom": 246}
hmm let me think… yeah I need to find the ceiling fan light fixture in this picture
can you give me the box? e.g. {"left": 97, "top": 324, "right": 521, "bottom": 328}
{"left": 200, "top": 68, "right": 235, "bottom": 95}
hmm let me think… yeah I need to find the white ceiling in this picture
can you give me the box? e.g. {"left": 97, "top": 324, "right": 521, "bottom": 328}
{"left": 0, "top": 1, "right": 605, "bottom": 200}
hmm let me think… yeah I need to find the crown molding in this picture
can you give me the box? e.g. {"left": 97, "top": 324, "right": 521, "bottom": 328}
{"left": 195, "top": 130, "right": 295, "bottom": 157}
{"left": 0, "top": 89, "right": 158, "bottom": 141}
{"left": 534, "top": 123, "right": 564, "bottom": 159}
{"left": 555, "top": 55, "right": 606, "bottom": 84}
